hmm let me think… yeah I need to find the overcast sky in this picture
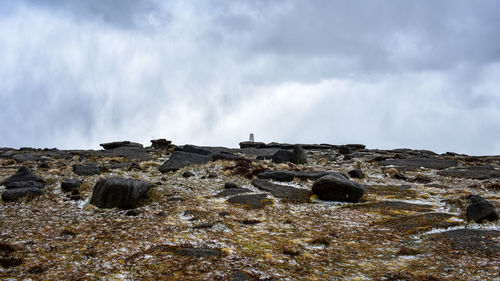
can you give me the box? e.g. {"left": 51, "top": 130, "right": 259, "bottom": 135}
{"left": 1, "top": 1, "right": 499, "bottom": 155}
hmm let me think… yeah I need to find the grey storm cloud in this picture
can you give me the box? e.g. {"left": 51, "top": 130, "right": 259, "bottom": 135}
{"left": 1, "top": 0, "right": 500, "bottom": 154}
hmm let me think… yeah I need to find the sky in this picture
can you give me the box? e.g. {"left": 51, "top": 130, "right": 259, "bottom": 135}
{"left": 1, "top": 0, "right": 499, "bottom": 155}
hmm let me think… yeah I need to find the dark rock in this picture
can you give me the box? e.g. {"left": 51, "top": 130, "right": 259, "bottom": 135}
{"left": 150, "top": 139, "right": 172, "bottom": 149}
{"left": 239, "top": 141, "right": 266, "bottom": 149}
{"left": 159, "top": 151, "right": 212, "bottom": 173}
{"left": 381, "top": 212, "right": 458, "bottom": 234}
{"left": 224, "top": 182, "right": 238, "bottom": 189}
{"left": 0, "top": 257, "right": 23, "bottom": 268}
{"left": 230, "top": 271, "right": 255, "bottom": 281}
{"left": 193, "top": 222, "right": 214, "bottom": 229}
{"left": 12, "top": 153, "right": 42, "bottom": 162}
{"left": 125, "top": 209, "right": 141, "bottom": 216}
{"left": 2, "top": 188, "right": 43, "bottom": 202}
{"left": 346, "top": 144, "right": 366, "bottom": 150}
{"left": 128, "top": 162, "right": 142, "bottom": 171}
{"left": 227, "top": 193, "right": 272, "bottom": 209}
{"left": 439, "top": 165, "right": 500, "bottom": 180}
{"left": 182, "top": 144, "right": 213, "bottom": 155}
{"left": 312, "top": 173, "right": 365, "bottom": 202}
{"left": 428, "top": 229, "right": 500, "bottom": 254}
{"left": 207, "top": 172, "right": 218, "bottom": 179}
{"left": 89, "top": 177, "right": 151, "bottom": 209}
{"left": 1, "top": 166, "right": 44, "bottom": 186}
{"left": 252, "top": 179, "right": 312, "bottom": 203}
{"left": 73, "top": 163, "right": 103, "bottom": 176}
{"left": 107, "top": 163, "right": 131, "bottom": 169}
{"left": 257, "top": 170, "right": 332, "bottom": 182}
{"left": 100, "top": 141, "right": 143, "bottom": 150}
{"left": 377, "top": 157, "right": 458, "bottom": 171}
{"left": 61, "top": 179, "right": 82, "bottom": 192}
{"left": 291, "top": 144, "right": 307, "bottom": 164}
{"left": 393, "top": 173, "right": 407, "bottom": 180}
{"left": 38, "top": 162, "right": 50, "bottom": 169}
{"left": 70, "top": 190, "right": 81, "bottom": 201}
{"left": 339, "top": 145, "right": 352, "bottom": 155}
{"left": 410, "top": 175, "right": 433, "bottom": 183}
{"left": 272, "top": 149, "right": 293, "bottom": 164}
{"left": 182, "top": 171, "right": 195, "bottom": 178}
{"left": 343, "top": 155, "right": 352, "bottom": 161}
{"left": 348, "top": 169, "right": 365, "bottom": 179}
{"left": 214, "top": 188, "right": 252, "bottom": 197}
{"left": 466, "top": 195, "right": 498, "bottom": 223}
{"left": 5, "top": 180, "right": 45, "bottom": 190}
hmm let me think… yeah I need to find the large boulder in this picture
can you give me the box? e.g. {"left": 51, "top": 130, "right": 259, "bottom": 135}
{"left": 466, "top": 195, "right": 498, "bottom": 223}
{"left": 312, "top": 173, "right": 365, "bottom": 202}
{"left": 252, "top": 179, "right": 312, "bottom": 203}
{"left": 291, "top": 144, "right": 307, "bottom": 164}
{"left": 159, "top": 151, "right": 212, "bottom": 173}
{"left": 1, "top": 166, "right": 43, "bottom": 186}
{"left": 271, "top": 149, "right": 293, "bottom": 164}
{"left": 89, "top": 177, "right": 151, "bottom": 209}
{"left": 73, "top": 163, "right": 103, "bottom": 176}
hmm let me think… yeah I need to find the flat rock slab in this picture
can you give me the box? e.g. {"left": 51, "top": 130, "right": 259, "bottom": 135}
{"left": 97, "top": 147, "right": 152, "bottom": 161}
{"left": 73, "top": 163, "right": 103, "bottom": 176}
{"left": 438, "top": 165, "right": 500, "bottom": 179}
{"left": 364, "top": 185, "right": 418, "bottom": 200}
{"left": 380, "top": 212, "right": 458, "bottom": 234}
{"left": 377, "top": 157, "right": 458, "bottom": 171}
{"left": 427, "top": 229, "right": 500, "bottom": 255}
{"left": 252, "top": 179, "right": 312, "bottom": 203}
{"left": 348, "top": 200, "right": 435, "bottom": 214}
{"left": 152, "top": 245, "right": 222, "bottom": 258}
{"left": 257, "top": 170, "right": 332, "bottom": 182}
{"left": 214, "top": 188, "right": 252, "bottom": 198}
{"left": 100, "top": 141, "right": 143, "bottom": 149}
{"left": 2, "top": 187, "right": 43, "bottom": 202}
{"left": 227, "top": 193, "right": 272, "bottom": 209}
{"left": 159, "top": 151, "right": 212, "bottom": 173}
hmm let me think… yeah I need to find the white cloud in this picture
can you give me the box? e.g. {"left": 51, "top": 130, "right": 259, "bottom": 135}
{"left": 0, "top": 1, "right": 499, "bottom": 155}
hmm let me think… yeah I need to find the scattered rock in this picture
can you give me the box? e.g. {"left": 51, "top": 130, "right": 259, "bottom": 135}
{"left": 5, "top": 180, "right": 45, "bottom": 190}
{"left": 397, "top": 246, "right": 420, "bottom": 256}
{"left": 159, "top": 151, "right": 212, "bottom": 173}
{"left": 291, "top": 144, "right": 307, "bottom": 164}
{"left": 125, "top": 209, "right": 141, "bottom": 216}
{"left": 1, "top": 166, "right": 44, "bottom": 186}
{"left": 70, "top": 190, "right": 81, "bottom": 201}
{"left": 38, "top": 162, "right": 50, "bottom": 169}
{"left": 428, "top": 229, "right": 500, "bottom": 255}
{"left": 227, "top": 193, "right": 272, "bottom": 209}
{"left": 257, "top": 170, "right": 332, "bottom": 182}
{"left": 465, "top": 195, "right": 498, "bottom": 223}
{"left": 252, "top": 179, "right": 312, "bottom": 203}
{"left": 73, "top": 163, "right": 103, "bottom": 176}
{"left": 150, "top": 139, "right": 172, "bottom": 149}
{"left": 272, "top": 149, "right": 293, "bottom": 164}
{"left": 348, "top": 169, "right": 365, "bottom": 179}
{"left": 61, "top": 179, "right": 82, "bottom": 192}
{"left": 377, "top": 157, "right": 458, "bottom": 171}
{"left": 410, "top": 175, "right": 433, "bottom": 183}
{"left": 2, "top": 188, "right": 43, "bottom": 202}
{"left": 182, "top": 171, "right": 195, "bottom": 178}
{"left": 207, "top": 172, "right": 218, "bottom": 179}
{"left": 339, "top": 146, "right": 352, "bottom": 155}
{"left": 100, "top": 141, "right": 143, "bottom": 150}
{"left": 439, "top": 165, "right": 500, "bottom": 180}
{"left": 224, "top": 182, "right": 238, "bottom": 189}
{"left": 214, "top": 188, "right": 252, "bottom": 198}
{"left": 312, "top": 173, "right": 365, "bottom": 202}
{"left": 89, "top": 177, "right": 151, "bottom": 209}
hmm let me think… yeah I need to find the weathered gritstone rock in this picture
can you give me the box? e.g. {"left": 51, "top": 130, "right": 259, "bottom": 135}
{"left": 252, "top": 179, "right": 312, "bottom": 203}
{"left": 100, "top": 141, "right": 143, "bottom": 150}
{"left": 72, "top": 163, "right": 103, "bottom": 176}
{"left": 439, "top": 165, "right": 500, "bottom": 179}
{"left": 271, "top": 149, "right": 293, "bottom": 164}
{"left": 90, "top": 177, "right": 151, "bottom": 209}
{"left": 291, "top": 144, "right": 307, "bottom": 164}
{"left": 61, "top": 179, "right": 82, "bottom": 192}
{"left": 227, "top": 193, "right": 272, "bottom": 209}
{"left": 376, "top": 157, "right": 458, "bottom": 171}
{"left": 312, "top": 173, "right": 365, "bottom": 202}
{"left": 159, "top": 151, "right": 212, "bottom": 172}
{"left": 466, "top": 195, "right": 498, "bottom": 223}
{"left": 214, "top": 188, "right": 252, "bottom": 197}
{"left": 1, "top": 166, "right": 44, "bottom": 186}
{"left": 2, "top": 187, "right": 43, "bottom": 202}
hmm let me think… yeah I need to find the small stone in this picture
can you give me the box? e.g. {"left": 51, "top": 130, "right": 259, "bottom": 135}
{"left": 61, "top": 179, "right": 82, "bottom": 192}
{"left": 182, "top": 171, "right": 195, "bottom": 178}
{"left": 224, "top": 182, "right": 238, "bottom": 189}
{"left": 291, "top": 144, "right": 307, "bottom": 164}
{"left": 208, "top": 172, "right": 218, "bottom": 178}
{"left": 348, "top": 169, "right": 365, "bottom": 179}
{"left": 38, "top": 162, "right": 50, "bottom": 169}
{"left": 128, "top": 162, "right": 142, "bottom": 171}
{"left": 272, "top": 149, "right": 293, "bottom": 164}
{"left": 125, "top": 209, "right": 141, "bottom": 216}
{"left": 193, "top": 222, "right": 214, "bottom": 229}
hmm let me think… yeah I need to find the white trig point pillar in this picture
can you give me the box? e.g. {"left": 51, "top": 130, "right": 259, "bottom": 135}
{"left": 249, "top": 133, "right": 254, "bottom": 142}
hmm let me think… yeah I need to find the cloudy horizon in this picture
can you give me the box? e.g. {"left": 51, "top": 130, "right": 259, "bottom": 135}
{"left": 1, "top": 1, "right": 499, "bottom": 155}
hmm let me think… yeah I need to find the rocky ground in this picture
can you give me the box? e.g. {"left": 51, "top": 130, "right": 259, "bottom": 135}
{"left": 1, "top": 140, "right": 499, "bottom": 280}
